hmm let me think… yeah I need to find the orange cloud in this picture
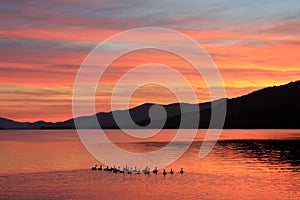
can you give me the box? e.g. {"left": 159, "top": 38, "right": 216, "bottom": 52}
{"left": 1, "top": 3, "right": 300, "bottom": 122}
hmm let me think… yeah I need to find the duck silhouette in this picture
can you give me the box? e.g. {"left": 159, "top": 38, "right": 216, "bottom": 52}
{"left": 152, "top": 167, "right": 158, "bottom": 175}
{"left": 124, "top": 165, "right": 129, "bottom": 173}
{"left": 133, "top": 167, "right": 138, "bottom": 174}
{"left": 107, "top": 166, "right": 113, "bottom": 172}
{"left": 163, "top": 169, "right": 167, "bottom": 175}
{"left": 91, "top": 164, "right": 97, "bottom": 170}
{"left": 98, "top": 165, "right": 102, "bottom": 170}
{"left": 142, "top": 167, "right": 150, "bottom": 175}
{"left": 170, "top": 168, "right": 174, "bottom": 175}
{"left": 136, "top": 168, "right": 141, "bottom": 175}
{"left": 128, "top": 168, "right": 133, "bottom": 174}
{"left": 180, "top": 168, "right": 184, "bottom": 174}
{"left": 113, "top": 167, "right": 120, "bottom": 173}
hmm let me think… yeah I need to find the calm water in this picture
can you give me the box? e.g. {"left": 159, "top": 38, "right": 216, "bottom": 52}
{"left": 0, "top": 130, "right": 299, "bottom": 199}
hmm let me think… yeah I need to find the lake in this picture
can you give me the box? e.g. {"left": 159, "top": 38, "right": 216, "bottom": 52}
{"left": 0, "top": 129, "right": 299, "bottom": 199}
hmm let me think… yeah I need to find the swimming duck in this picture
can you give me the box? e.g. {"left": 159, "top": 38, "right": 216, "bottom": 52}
{"left": 143, "top": 167, "right": 150, "bottom": 175}
{"left": 135, "top": 168, "right": 141, "bottom": 175}
{"left": 180, "top": 168, "right": 184, "bottom": 174}
{"left": 107, "top": 167, "right": 113, "bottom": 172}
{"left": 133, "top": 167, "right": 137, "bottom": 174}
{"left": 124, "top": 165, "right": 129, "bottom": 173}
{"left": 113, "top": 167, "right": 120, "bottom": 173}
{"left": 152, "top": 167, "right": 158, "bottom": 174}
{"left": 91, "top": 164, "right": 97, "bottom": 170}
{"left": 170, "top": 168, "right": 174, "bottom": 175}
{"left": 127, "top": 168, "right": 133, "bottom": 174}
{"left": 162, "top": 169, "right": 167, "bottom": 175}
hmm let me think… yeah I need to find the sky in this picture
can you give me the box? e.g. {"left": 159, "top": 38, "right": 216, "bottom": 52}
{"left": 1, "top": 0, "right": 300, "bottom": 122}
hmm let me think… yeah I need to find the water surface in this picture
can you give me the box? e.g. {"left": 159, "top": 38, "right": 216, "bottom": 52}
{"left": 0, "top": 130, "right": 299, "bottom": 199}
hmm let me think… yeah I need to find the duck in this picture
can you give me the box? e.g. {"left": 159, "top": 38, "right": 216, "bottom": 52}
{"left": 113, "top": 167, "right": 120, "bottom": 173}
{"left": 98, "top": 165, "right": 102, "bottom": 170}
{"left": 152, "top": 167, "right": 158, "bottom": 175}
{"left": 119, "top": 167, "right": 124, "bottom": 174}
{"left": 162, "top": 169, "right": 167, "bottom": 175}
{"left": 110, "top": 165, "right": 116, "bottom": 172}
{"left": 124, "top": 165, "right": 129, "bottom": 173}
{"left": 133, "top": 167, "right": 137, "bottom": 174}
{"left": 136, "top": 168, "right": 140, "bottom": 175}
{"left": 170, "top": 168, "right": 174, "bottom": 175}
{"left": 180, "top": 168, "right": 184, "bottom": 174}
{"left": 127, "top": 168, "right": 133, "bottom": 174}
{"left": 104, "top": 166, "right": 109, "bottom": 171}
{"left": 108, "top": 167, "right": 113, "bottom": 172}
{"left": 142, "top": 167, "right": 150, "bottom": 175}
{"left": 91, "top": 164, "right": 97, "bottom": 170}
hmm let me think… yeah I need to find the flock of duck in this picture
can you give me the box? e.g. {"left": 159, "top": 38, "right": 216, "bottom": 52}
{"left": 91, "top": 165, "right": 184, "bottom": 175}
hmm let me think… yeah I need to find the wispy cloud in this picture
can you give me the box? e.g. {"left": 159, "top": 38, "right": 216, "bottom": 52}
{"left": 1, "top": 0, "right": 300, "bottom": 121}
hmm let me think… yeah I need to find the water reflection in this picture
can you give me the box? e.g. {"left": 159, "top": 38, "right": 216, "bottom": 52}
{"left": 217, "top": 140, "right": 300, "bottom": 172}
{"left": 117, "top": 140, "right": 300, "bottom": 173}
{"left": 1, "top": 130, "right": 299, "bottom": 175}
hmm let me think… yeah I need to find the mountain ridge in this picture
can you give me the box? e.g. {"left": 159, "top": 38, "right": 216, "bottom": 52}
{"left": 1, "top": 80, "right": 300, "bottom": 129}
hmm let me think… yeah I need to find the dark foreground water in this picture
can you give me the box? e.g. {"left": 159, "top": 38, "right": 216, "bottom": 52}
{"left": 0, "top": 130, "right": 299, "bottom": 199}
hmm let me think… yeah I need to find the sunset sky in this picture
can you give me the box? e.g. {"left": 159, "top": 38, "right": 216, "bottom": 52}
{"left": 1, "top": 0, "right": 300, "bottom": 122}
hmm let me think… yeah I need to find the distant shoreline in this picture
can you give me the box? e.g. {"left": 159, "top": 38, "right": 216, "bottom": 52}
{"left": 1, "top": 80, "right": 300, "bottom": 130}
